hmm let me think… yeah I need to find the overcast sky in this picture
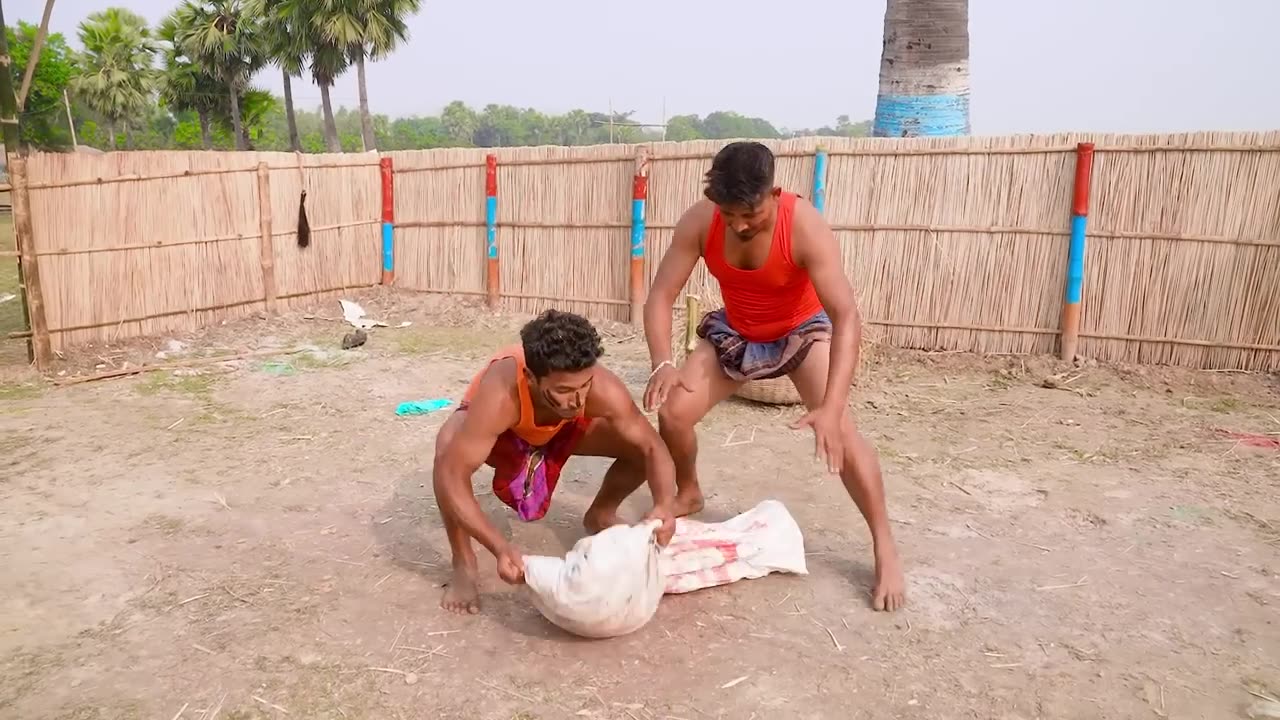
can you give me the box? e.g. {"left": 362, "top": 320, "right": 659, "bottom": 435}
{"left": 11, "top": 0, "right": 1279, "bottom": 134}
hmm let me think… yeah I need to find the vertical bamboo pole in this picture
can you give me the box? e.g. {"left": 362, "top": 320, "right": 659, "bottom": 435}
{"left": 1059, "top": 142, "right": 1095, "bottom": 361}
{"left": 0, "top": 0, "right": 40, "bottom": 366}
{"left": 63, "top": 89, "right": 77, "bottom": 148}
{"left": 629, "top": 147, "right": 650, "bottom": 325}
{"left": 256, "top": 162, "right": 278, "bottom": 314}
{"left": 10, "top": 156, "right": 52, "bottom": 368}
{"left": 811, "top": 147, "right": 829, "bottom": 213}
{"left": 17, "top": 0, "right": 56, "bottom": 110}
{"left": 484, "top": 153, "right": 499, "bottom": 309}
{"left": 379, "top": 156, "right": 395, "bottom": 285}
{"left": 684, "top": 295, "right": 699, "bottom": 354}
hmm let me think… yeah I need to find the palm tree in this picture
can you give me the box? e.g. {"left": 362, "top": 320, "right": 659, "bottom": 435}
{"left": 69, "top": 8, "right": 158, "bottom": 150}
{"left": 440, "top": 100, "right": 477, "bottom": 146}
{"left": 872, "top": 0, "right": 970, "bottom": 138}
{"left": 213, "top": 87, "right": 277, "bottom": 149}
{"left": 169, "top": 0, "right": 265, "bottom": 151}
{"left": 244, "top": 0, "right": 307, "bottom": 152}
{"left": 311, "top": 0, "right": 422, "bottom": 151}
{"left": 157, "top": 14, "right": 221, "bottom": 149}
{"left": 310, "top": 39, "right": 349, "bottom": 152}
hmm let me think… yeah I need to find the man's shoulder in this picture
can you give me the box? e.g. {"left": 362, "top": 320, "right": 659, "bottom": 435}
{"left": 471, "top": 357, "right": 520, "bottom": 411}
{"left": 674, "top": 200, "right": 715, "bottom": 252}
{"left": 584, "top": 364, "right": 638, "bottom": 417}
{"left": 788, "top": 194, "right": 823, "bottom": 231}
{"left": 678, "top": 199, "right": 716, "bottom": 230}
{"left": 787, "top": 196, "right": 830, "bottom": 256}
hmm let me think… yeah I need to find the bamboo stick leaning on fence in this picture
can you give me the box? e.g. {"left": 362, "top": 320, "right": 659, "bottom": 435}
{"left": 256, "top": 163, "right": 279, "bottom": 315}
{"left": 11, "top": 157, "right": 53, "bottom": 369}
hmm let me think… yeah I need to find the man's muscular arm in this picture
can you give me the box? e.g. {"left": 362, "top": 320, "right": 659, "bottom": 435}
{"left": 642, "top": 203, "right": 709, "bottom": 410}
{"left": 793, "top": 200, "right": 862, "bottom": 417}
{"left": 644, "top": 204, "right": 706, "bottom": 368}
{"left": 586, "top": 367, "right": 678, "bottom": 542}
{"left": 432, "top": 364, "right": 518, "bottom": 559}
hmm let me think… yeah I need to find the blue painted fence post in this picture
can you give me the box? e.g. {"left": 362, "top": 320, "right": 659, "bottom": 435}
{"left": 811, "top": 147, "right": 829, "bottom": 213}
{"left": 629, "top": 147, "right": 650, "bottom": 325}
{"left": 379, "top": 157, "right": 395, "bottom": 284}
{"left": 1060, "top": 142, "right": 1096, "bottom": 360}
{"left": 485, "top": 154, "right": 499, "bottom": 309}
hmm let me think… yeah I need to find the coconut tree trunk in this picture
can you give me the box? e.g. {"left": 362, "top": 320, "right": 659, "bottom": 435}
{"left": 282, "top": 70, "right": 301, "bottom": 153}
{"left": 124, "top": 120, "right": 134, "bottom": 150}
{"left": 198, "top": 109, "right": 212, "bottom": 150}
{"left": 355, "top": 52, "right": 376, "bottom": 151}
{"left": 872, "top": 0, "right": 970, "bottom": 138}
{"left": 107, "top": 119, "right": 118, "bottom": 150}
{"left": 318, "top": 81, "right": 341, "bottom": 153}
{"left": 228, "top": 85, "right": 246, "bottom": 151}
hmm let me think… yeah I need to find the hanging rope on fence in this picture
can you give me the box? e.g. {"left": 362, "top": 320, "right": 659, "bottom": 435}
{"left": 295, "top": 152, "right": 311, "bottom": 249}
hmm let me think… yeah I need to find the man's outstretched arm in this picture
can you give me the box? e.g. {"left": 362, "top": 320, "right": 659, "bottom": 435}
{"left": 643, "top": 205, "right": 706, "bottom": 410}
{"left": 432, "top": 372, "right": 515, "bottom": 561}
{"left": 794, "top": 200, "right": 862, "bottom": 418}
{"left": 590, "top": 369, "right": 678, "bottom": 504}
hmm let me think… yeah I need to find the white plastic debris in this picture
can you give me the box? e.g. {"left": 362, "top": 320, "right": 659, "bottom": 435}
{"left": 337, "top": 299, "right": 411, "bottom": 330}
{"left": 339, "top": 299, "right": 388, "bottom": 330}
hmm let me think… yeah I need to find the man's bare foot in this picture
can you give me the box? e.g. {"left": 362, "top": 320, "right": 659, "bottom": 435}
{"left": 441, "top": 565, "right": 481, "bottom": 615}
{"left": 871, "top": 546, "right": 906, "bottom": 612}
{"left": 582, "top": 506, "right": 624, "bottom": 535}
{"left": 671, "top": 487, "right": 705, "bottom": 517}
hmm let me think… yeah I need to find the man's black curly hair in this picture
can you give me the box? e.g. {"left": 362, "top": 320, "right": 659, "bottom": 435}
{"left": 520, "top": 309, "right": 604, "bottom": 378}
{"left": 704, "top": 141, "right": 775, "bottom": 207}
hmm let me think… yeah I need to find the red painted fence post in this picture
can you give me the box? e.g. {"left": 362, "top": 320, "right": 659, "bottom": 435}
{"left": 380, "top": 157, "right": 395, "bottom": 285}
{"left": 485, "top": 154, "right": 499, "bottom": 309}
{"left": 629, "top": 147, "right": 651, "bottom": 325}
{"left": 1060, "top": 142, "right": 1095, "bottom": 361}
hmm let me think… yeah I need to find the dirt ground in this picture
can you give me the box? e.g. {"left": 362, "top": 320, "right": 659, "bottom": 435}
{"left": 2, "top": 290, "right": 1278, "bottom": 720}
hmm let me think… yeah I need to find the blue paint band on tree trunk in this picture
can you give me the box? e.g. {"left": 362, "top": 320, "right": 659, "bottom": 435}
{"left": 381, "top": 222, "right": 394, "bottom": 273}
{"left": 630, "top": 198, "right": 646, "bottom": 257}
{"left": 873, "top": 93, "right": 971, "bottom": 137}
{"left": 485, "top": 195, "right": 498, "bottom": 260}
{"left": 1065, "top": 214, "right": 1088, "bottom": 304}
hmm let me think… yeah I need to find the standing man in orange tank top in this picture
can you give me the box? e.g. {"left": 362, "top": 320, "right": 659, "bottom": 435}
{"left": 642, "top": 141, "right": 906, "bottom": 611}
{"left": 433, "top": 310, "right": 677, "bottom": 615}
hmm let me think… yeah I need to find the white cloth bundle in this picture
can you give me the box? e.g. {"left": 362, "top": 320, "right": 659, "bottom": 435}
{"left": 523, "top": 500, "right": 807, "bottom": 638}
{"left": 523, "top": 519, "right": 666, "bottom": 639}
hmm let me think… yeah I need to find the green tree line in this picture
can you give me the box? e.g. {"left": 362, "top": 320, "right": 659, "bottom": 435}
{"left": 8, "top": 2, "right": 869, "bottom": 153}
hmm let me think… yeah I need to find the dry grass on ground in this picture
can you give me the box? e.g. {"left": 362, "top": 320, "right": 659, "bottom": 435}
{"left": 1, "top": 290, "right": 1278, "bottom": 719}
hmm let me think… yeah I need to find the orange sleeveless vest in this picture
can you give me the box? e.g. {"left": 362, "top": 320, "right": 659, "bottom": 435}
{"left": 462, "top": 345, "right": 580, "bottom": 447}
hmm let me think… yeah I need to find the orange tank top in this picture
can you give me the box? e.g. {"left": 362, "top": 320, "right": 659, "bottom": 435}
{"left": 461, "top": 344, "right": 577, "bottom": 447}
{"left": 705, "top": 191, "right": 824, "bottom": 343}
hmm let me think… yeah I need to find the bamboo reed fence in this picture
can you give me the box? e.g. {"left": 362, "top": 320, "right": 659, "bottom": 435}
{"left": 10, "top": 151, "right": 382, "bottom": 355}
{"left": 6, "top": 131, "right": 1279, "bottom": 372}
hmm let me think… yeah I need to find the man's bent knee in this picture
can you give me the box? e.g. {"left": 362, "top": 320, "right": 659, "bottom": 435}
{"left": 657, "top": 397, "right": 700, "bottom": 433}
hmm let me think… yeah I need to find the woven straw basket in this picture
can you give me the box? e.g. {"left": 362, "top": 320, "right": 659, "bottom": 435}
{"left": 677, "top": 296, "right": 804, "bottom": 407}
{"left": 733, "top": 374, "right": 803, "bottom": 405}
